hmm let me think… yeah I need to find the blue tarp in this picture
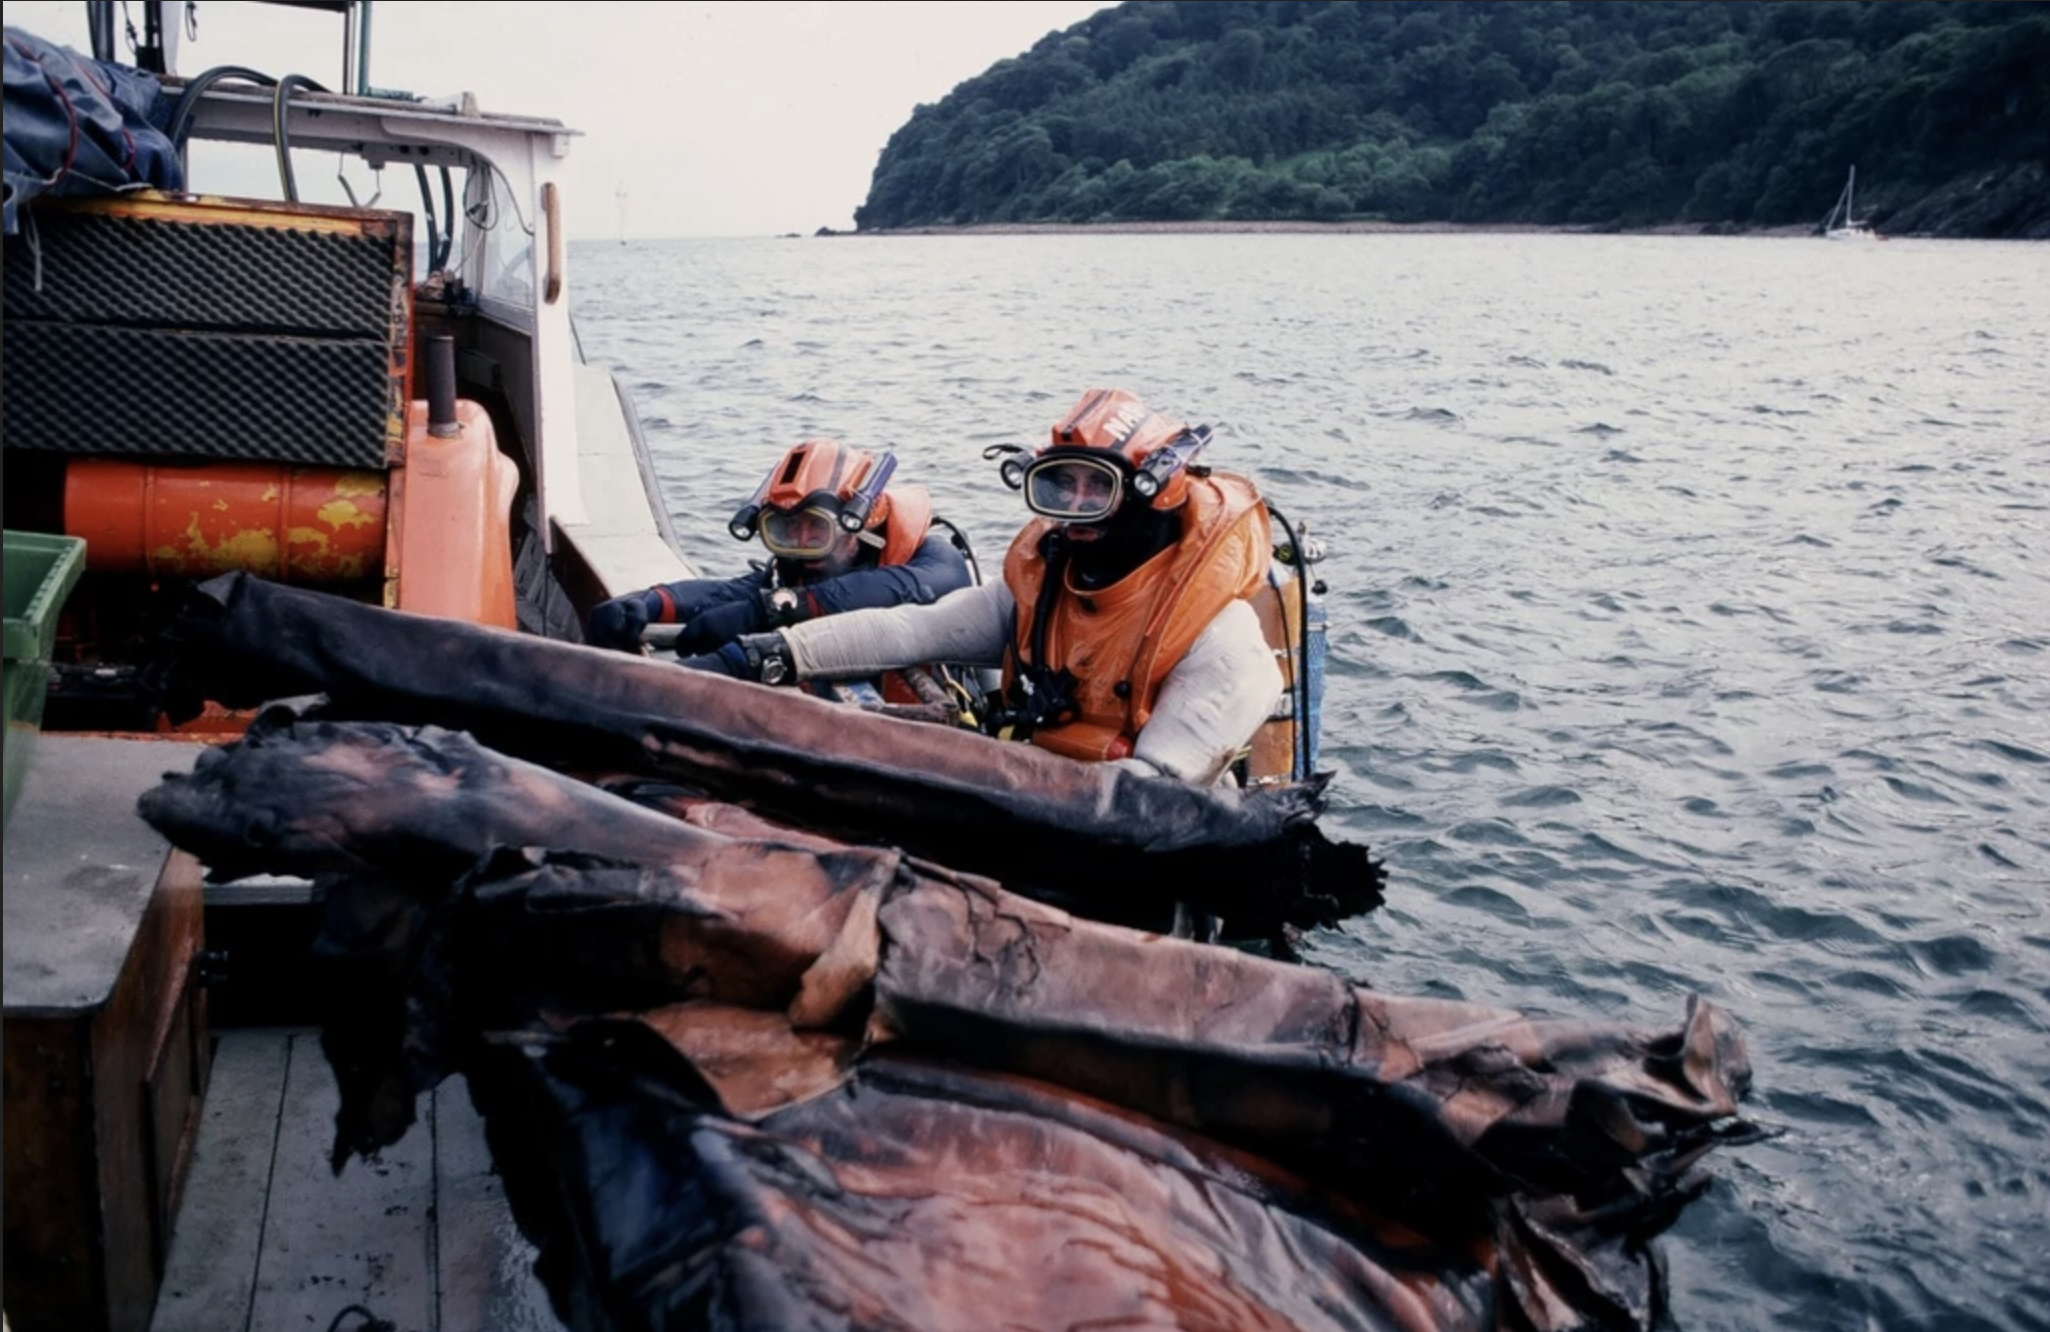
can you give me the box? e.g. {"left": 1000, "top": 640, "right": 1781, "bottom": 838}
{"left": 3, "top": 26, "right": 181, "bottom": 237}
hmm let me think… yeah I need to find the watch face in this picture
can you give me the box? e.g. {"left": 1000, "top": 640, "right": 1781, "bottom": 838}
{"left": 761, "top": 658, "right": 788, "bottom": 685}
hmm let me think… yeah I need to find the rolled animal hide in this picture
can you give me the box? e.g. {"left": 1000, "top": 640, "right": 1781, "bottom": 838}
{"left": 138, "top": 719, "right": 1763, "bottom": 1331}
{"left": 155, "top": 572, "right": 1384, "bottom": 934}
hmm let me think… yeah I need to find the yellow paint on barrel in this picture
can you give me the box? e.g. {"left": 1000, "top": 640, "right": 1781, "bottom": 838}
{"left": 66, "top": 460, "right": 388, "bottom": 584}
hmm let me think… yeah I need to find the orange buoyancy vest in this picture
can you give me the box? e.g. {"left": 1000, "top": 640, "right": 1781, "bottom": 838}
{"left": 1001, "top": 472, "right": 1271, "bottom": 763}
{"left": 794, "top": 482, "right": 944, "bottom": 707}
{"left": 872, "top": 485, "right": 933, "bottom": 568}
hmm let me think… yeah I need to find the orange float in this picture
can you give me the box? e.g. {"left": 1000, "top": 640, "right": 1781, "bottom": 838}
{"left": 64, "top": 460, "right": 387, "bottom": 584}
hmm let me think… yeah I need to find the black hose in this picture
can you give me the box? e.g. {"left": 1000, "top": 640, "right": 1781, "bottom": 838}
{"left": 166, "top": 65, "right": 279, "bottom": 153}
{"left": 1266, "top": 502, "right": 1314, "bottom": 782}
{"left": 413, "top": 164, "right": 457, "bottom": 271}
{"left": 271, "top": 74, "right": 329, "bottom": 202}
{"left": 413, "top": 163, "right": 439, "bottom": 267}
{"left": 323, "top": 1305, "right": 393, "bottom": 1332}
{"left": 436, "top": 165, "right": 455, "bottom": 268}
{"left": 933, "top": 515, "right": 985, "bottom": 587}
{"left": 1021, "top": 531, "right": 1074, "bottom": 724}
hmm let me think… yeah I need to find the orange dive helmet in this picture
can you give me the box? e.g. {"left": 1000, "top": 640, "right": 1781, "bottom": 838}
{"left": 729, "top": 438, "right": 898, "bottom": 559}
{"left": 998, "top": 388, "right": 1211, "bottom": 524}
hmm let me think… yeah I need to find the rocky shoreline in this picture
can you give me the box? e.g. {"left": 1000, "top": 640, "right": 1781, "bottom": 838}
{"left": 822, "top": 219, "right": 1819, "bottom": 239}
{"left": 818, "top": 165, "right": 2050, "bottom": 242}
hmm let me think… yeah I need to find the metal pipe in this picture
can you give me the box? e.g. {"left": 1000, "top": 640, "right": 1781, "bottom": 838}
{"left": 138, "top": 3, "right": 166, "bottom": 73}
{"left": 342, "top": 4, "right": 358, "bottom": 96}
{"left": 426, "top": 334, "right": 460, "bottom": 437}
{"left": 87, "top": 1, "right": 116, "bottom": 62}
{"left": 359, "top": 2, "right": 375, "bottom": 97}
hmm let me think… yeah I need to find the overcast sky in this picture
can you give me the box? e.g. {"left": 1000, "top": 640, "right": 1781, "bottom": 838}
{"left": 7, "top": 1, "right": 1112, "bottom": 237}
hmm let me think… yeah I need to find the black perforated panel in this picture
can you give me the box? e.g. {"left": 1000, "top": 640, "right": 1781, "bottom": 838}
{"left": 3, "top": 322, "right": 397, "bottom": 468}
{"left": 2, "top": 195, "right": 410, "bottom": 469}
{"left": 3, "top": 210, "right": 399, "bottom": 336}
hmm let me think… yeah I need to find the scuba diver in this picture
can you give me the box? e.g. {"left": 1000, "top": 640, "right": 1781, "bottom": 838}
{"left": 694, "top": 388, "right": 1285, "bottom": 788}
{"left": 585, "top": 438, "right": 975, "bottom": 670}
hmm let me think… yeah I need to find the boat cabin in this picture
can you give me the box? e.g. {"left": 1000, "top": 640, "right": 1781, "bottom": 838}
{"left": 4, "top": 15, "right": 691, "bottom": 724}
{"left": 3, "top": 5, "right": 689, "bottom": 1328}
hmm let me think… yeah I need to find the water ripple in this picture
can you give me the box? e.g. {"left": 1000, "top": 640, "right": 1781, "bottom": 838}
{"left": 572, "top": 231, "right": 2050, "bottom": 1332}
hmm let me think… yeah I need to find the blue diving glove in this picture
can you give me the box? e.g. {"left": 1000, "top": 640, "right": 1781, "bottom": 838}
{"left": 672, "top": 595, "right": 766, "bottom": 656}
{"left": 673, "top": 587, "right": 812, "bottom": 656}
{"left": 678, "top": 632, "right": 796, "bottom": 685}
{"left": 678, "top": 643, "right": 750, "bottom": 677}
{"left": 586, "top": 589, "right": 663, "bottom": 652}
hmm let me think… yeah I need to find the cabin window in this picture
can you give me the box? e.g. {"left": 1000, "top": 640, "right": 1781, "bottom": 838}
{"left": 474, "top": 161, "right": 534, "bottom": 308}
{"left": 184, "top": 138, "right": 479, "bottom": 284}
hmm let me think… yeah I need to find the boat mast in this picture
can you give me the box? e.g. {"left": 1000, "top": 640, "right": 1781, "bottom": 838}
{"left": 1846, "top": 165, "right": 1857, "bottom": 226}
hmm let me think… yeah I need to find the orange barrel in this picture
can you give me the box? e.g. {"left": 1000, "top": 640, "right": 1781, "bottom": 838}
{"left": 63, "top": 459, "right": 388, "bottom": 583}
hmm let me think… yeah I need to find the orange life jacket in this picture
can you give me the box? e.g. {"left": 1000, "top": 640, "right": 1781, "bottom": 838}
{"left": 1001, "top": 471, "right": 1270, "bottom": 764}
{"left": 793, "top": 483, "right": 943, "bottom": 707}
{"left": 872, "top": 485, "right": 932, "bottom": 568}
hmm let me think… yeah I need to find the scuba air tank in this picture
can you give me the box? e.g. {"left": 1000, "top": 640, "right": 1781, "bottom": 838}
{"left": 1300, "top": 554, "right": 1327, "bottom": 779}
{"left": 1240, "top": 505, "right": 1327, "bottom": 786}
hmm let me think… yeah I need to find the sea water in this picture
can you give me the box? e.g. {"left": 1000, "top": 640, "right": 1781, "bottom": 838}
{"left": 573, "top": 231, "right": 2050, "bottom": 1332}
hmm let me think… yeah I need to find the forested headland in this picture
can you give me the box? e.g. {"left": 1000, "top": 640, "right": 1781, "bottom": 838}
{"left": 853, "top": 1, "right": 2049, "bottom": 238}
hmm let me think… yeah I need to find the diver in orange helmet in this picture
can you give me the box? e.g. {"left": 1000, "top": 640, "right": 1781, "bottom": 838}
{"left": 707, "top": 389, "right": 1284, "bottom": 787}
{"left": 585, "top": 438, "right": 973, "bottom": 663}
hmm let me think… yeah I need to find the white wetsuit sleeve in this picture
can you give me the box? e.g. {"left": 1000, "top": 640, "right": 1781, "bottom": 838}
{"left": 783, "top": 581, "right": 1016, "bottom": 680}
{"left": 1123, "top": 599, "right": 1283, "bottom": 786}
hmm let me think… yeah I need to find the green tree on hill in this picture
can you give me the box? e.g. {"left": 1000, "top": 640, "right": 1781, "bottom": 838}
{"left": 853, "top": 0, "right": 2050, "bottom": 238}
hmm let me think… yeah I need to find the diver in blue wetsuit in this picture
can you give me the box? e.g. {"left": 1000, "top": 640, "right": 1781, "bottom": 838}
{"left": 586, "top": 438, "right": 974, "bottom": 677}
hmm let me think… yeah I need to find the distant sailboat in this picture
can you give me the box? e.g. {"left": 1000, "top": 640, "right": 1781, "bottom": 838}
{"left": 1822, "top": 166, "right": 1879, "bottom": 241}
{"left": 616, "top": 181, "right": 628, "bottom": 245}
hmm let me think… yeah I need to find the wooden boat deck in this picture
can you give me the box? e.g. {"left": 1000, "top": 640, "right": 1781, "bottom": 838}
{"left": 150, "top": 1028, "right": 559, "bottom": 1332}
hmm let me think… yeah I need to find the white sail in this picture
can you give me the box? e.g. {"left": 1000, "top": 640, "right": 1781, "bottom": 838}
{"left": 1825, "top": 165, "right": 1878, "bottom": 242}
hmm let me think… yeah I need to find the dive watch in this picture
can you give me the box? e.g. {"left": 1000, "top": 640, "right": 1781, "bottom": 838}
{"left": 735, "top": 632, "right": 795, "bottom": 686}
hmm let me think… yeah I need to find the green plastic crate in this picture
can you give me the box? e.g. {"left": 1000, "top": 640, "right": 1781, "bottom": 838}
{"left": 4, "top": 531, "right": 87, "bottom": 828}
{"left": 4, "top": 531, "right": 85, "bottom": 661}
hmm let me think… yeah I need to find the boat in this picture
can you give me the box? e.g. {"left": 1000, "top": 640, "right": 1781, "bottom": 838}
{"left": 3, "top": 7, "right": 1759, "bottom": 1331}
{"left": 2, "top": 6, "right": 698, "bottom": 1328}
{"left": 1, "top": 2, "right": 1338, "bottom": 1322}
{"left": 1822, "top": 164, "right": 1882, "bottom": 241}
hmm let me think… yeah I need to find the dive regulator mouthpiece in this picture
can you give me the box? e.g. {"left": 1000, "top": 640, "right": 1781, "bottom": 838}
{"left": 837, "top": 451, "right": 898, "bottom": 532}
